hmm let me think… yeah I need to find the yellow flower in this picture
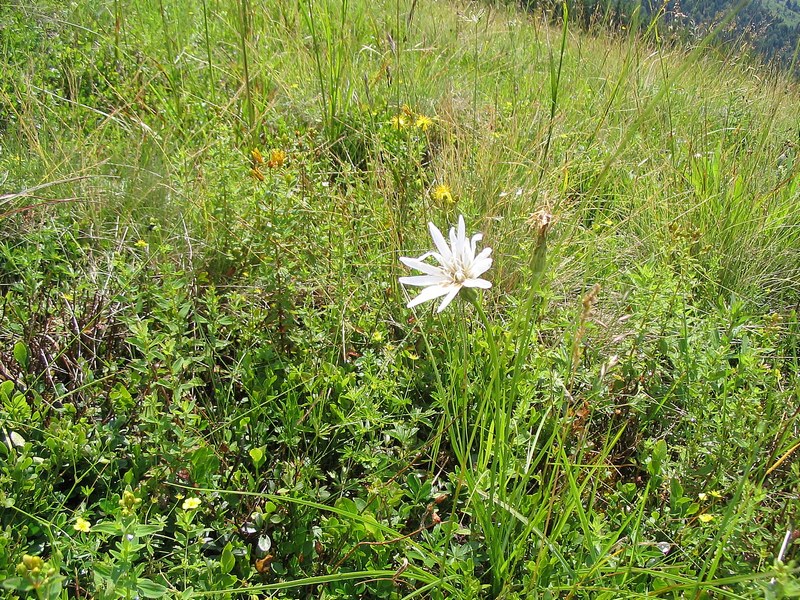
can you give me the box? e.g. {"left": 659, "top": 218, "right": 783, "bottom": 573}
{"left": 390, "top": 115, "right": 407, "bottom": 130}
{"left": 415, "top": 115, "right": 433, "bottom": 131}
{"left": 134, "top": 239, "right": 148, "bottom": 249}
{"left": 698, "top": 513, "right": 714, "bottom": 523}
{"left": 251, "top": 148, "right": 264, "bottom": 165}
{"left": 73, "top": 517, "right": 91, "bottom": 533}
{"left": 431, "top": 183, "right": 454, "bottom": 205}
{"left": 698, "top": 492, "right": 708, "bottom": 501}
{"left": 267, "top": 149, "right": 287, "bottom": 169}
{"left": 182, "top": 497, "right": 202, "bottom": 511}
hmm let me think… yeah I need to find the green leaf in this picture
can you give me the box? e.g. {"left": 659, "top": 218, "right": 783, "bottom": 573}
{"left": 2, "top": 576, "right": 34, "bottom": 592}
{"left": 92, "top": 521, "right": 123, "bottom": 535}
{"left": 220, "top": 542, "right": 235, "bottom": 574}
{"left": 249, "top": 447, "right": 265, "bottom": 468}
{"left": 648, "top": 439, "right": 668, "bottom": 477}
{"left": 137, "top": 578, "right": 168, "bottom": 598}
{"left": 13, "top": 341, "right": 28, "bottom": 370}
{"left": 41, "top": 575, "right": 66, "bottom": 600}
{"left": 134, "top": 523, "right": 164, "bottom": 536}
{"left": 0, "top": 380, "right": 14, "bottom": 400}
{"left": 109, "top": 384, "right": 134, "bottom": 411}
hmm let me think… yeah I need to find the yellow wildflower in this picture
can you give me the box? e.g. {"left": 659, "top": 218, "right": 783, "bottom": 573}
{"left": 251, "top": 148, "right": 264, "bottom": 165}
{"left": 431, "top": 183, "right": 454, "bottom": 205}
{"left": 390, "top": 115, "right": 407, "bottom": 130}
{"left": 134, "top": 239, "right": 148, "bottom": 249}
{"left": 182, "top": 497, "right": 202, "bottom": 511}
{"left": 698, "top": 514, "right": 714, "bottom": 523}
{"left": 267, "top": 149, "right": 287, "bottom": 169}
{"left": 73, "top": 517, "right": 91, "bottom": 533}
{"left": 415, "top": 115, "right": 433, "bottom": 131}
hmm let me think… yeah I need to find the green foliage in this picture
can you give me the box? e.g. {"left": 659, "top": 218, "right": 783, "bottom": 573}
{"left": 2, "top": 0, "right": 800, "bottom": 597}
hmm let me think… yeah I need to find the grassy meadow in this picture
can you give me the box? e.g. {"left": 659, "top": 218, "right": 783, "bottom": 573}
{"left": 2, "top": 0, "right": 800, "bottom": 597}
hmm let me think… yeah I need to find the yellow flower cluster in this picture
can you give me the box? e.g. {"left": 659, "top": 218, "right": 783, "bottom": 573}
{"left": 267, "top": 149, "right": 287, "bottom": 169}
{"left": 251, "top": 148, "right": 288, "bottom": 181}
{"left": 431, "top": 183, "right": 454, "bottom": 205}
{"left": 389, "top": 105, "right": 434, "bottom": 132}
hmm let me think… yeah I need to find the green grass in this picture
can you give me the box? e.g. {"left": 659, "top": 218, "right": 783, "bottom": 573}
{"left": 1, "top": 0, "right": 800, "bottom": 598}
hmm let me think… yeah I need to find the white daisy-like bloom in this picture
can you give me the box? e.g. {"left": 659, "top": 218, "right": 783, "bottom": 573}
{"left": 399, "top": 215, "right": 492, "bottom": 313}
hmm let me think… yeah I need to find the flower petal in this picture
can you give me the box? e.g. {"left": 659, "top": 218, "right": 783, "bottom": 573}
{"left": 462, "top": 278, "right": 491, "bottom": 289}
{"left": 428, "top": 222, "right": 452, "bottom": 261}
{"left": 471, "top": 257, "right": 493, "bottom": 278}
{"left": 449, "top": 225, "right": 459, "bottom": 256}
{"left": 399, "top": 275, "right": 448, "bottom": 287}
{"left": 400, "top": 257, "right": 445, "bottom": 276}
{"left": 455, "top": 216, "right": 470, "bottom": 263}
{"left": 407, "top": 284, "right": 452, "bottom": 308}
{"left": 417, "top": 250, "right": 446, "bottom": 265}
{"left": 436, "top": 286, "right": 462, "bottom": 313}
{"left": 469, "top": 233, "right": 483, "bottom": 260}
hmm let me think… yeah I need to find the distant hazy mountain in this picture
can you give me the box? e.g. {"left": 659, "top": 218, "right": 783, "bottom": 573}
{"left": 653, "top": 0, "right": 800, "bottom": 66}
{"left": 524, "top": 0, "right": 800, "bottom": 68}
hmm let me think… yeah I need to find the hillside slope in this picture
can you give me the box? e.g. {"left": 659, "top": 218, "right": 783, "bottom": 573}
{"left": 1, "top": 0, "right": 800, "bottom": 597}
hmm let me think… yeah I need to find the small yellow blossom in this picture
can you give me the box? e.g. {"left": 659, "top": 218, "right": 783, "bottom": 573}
{"left": 267, "top": 149, "right": 287, "bottom": 169}
{"left": 390, "top": 115, "right": 408, "bottom": 130}
{"left": 698, "top": 492, "right": 708, "bottom": 501}
{"left": 134, "top": 239, "right": 148, "bottom": 249}
{"left": 251, "top": 148, "right": 264, "bottom": 165}
{"left": 73, "top": 517, "right": 91, "bottom": 533}
{"left": 415, "top": 115, "right": 433, "bottom": 131}
{"left": 431, "top": 183, "right": 454, "bottom": 205}
{"left": 698, "top": 513, "right": 714, "bottom": 523}
{"left": 250, "top": 167, "right": 265, "bottom": 181}
{"left": 182, "top": 497, "right": 202, "bottom": 511}
{"left": 709, "top": 490, "right": 723, "bottom": 498}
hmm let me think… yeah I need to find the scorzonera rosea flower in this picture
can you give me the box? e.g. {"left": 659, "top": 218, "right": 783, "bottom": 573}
{"left": 399, "top": 215, "right": 492, "bottom": 313}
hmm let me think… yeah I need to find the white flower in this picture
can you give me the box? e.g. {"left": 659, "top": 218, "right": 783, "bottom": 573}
{"left": 399, "top": 215, "right": 492, "bottom": 313}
